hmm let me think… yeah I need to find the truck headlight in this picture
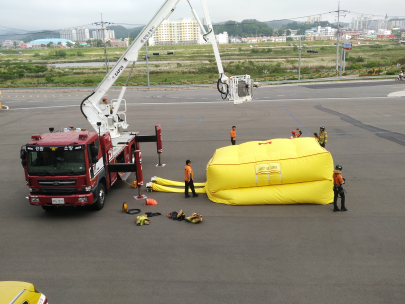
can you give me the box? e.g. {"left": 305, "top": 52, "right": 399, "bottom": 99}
{"left": 78, "top": 197, "right": 88, "bottom": 202}
{"left": 31, "top": 197, "right": 40, "bottom": 203}
{"left": 85, "top": 186, "right": 92, "bottom": 192}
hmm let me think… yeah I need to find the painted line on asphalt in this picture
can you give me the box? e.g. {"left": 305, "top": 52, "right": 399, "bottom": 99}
{"left": 8, "top": 105, "right": 79, "bottom": 111}
{"left": 280, "top": 104, "right": 310, "bottom": 135}
{"left": 6, "top": 96, "right": 396, "bottom": 111}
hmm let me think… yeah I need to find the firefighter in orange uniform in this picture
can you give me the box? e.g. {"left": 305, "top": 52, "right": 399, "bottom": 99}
{"left": 333, "top": 164, "right": 347, "bottom": 212}
{"left": 185, "top": 160, "right": 198, "bottom": 198}
{"left": 290, "top": 128, "right": 302, "bottom": 139}
{"left": 230, "top": 126, "right": 236, "bottom": 145}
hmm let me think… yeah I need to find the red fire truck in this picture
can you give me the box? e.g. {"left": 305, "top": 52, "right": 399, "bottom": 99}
{"left": 21, "top": 126, "right": 162, "bottom": 211}
{"left": 20, "top": 0, "right": 250, "bottom": 211}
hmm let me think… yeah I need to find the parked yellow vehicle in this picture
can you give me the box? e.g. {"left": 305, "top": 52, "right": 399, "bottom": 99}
{"left": 0, "top": 281, "right": 48, "bottom": 304}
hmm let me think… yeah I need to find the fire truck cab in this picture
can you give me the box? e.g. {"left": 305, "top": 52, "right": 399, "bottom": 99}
{"left": 21, "top": 127, "right": 162, "bottom": 211}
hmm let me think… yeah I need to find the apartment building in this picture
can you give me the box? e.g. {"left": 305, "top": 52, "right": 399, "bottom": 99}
{"left": 92, "top": 29, "right": 115, "bottom": 41}
{"left": 150, "top": 18, "right": 204, "bottom": 46}
{"left": 77, "top": 27, "right": 90, "bottom": 41}
{"left": 60, "top": 28, "right": 77, "bottom": 41}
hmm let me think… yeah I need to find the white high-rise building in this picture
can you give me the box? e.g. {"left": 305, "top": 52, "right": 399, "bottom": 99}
{"left": 60, "top": 28, "right": 77, "bottom": 41}
{"left": 151, "top": 18, "right": 204, "bottom": 45}
{"left": 76, "top": 27, "right": 90, "bottom": 41}
{"left": 92, "top": 29, "right": 115, "bottom": 41}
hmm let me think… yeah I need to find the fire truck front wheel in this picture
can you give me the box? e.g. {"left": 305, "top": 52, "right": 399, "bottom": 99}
{"left": 93, "top": 183, "right": 106, "bottom": 210}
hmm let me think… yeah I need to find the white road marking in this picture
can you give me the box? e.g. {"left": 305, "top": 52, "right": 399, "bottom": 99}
{"left": 7, "top": 96, "right": 396, "bottom": 111}
{"left": 387, "top": 91, "right": 405, "bottom": 97}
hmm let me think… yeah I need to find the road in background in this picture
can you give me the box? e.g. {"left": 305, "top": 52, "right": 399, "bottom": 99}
{"left": 1, "top": 80, "right": 404, "bottom": 111}
{"left": 1, "top": 80, "right": 405, "bottom": 303}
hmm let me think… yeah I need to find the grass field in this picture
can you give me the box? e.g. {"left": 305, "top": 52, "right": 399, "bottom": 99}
{"left": 0, "top": 40, "right": 404, "bottom": 86}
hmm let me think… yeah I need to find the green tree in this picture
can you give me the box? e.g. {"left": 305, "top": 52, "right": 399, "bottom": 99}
{"left": 66, "top": 42, "right": 73, "bottom": 48}
{"left": 45, "top": 75, "right": 54, "bottom": 83}
{"left": 277, "top": 29, "right": 284, "bottom": 36}
{"left": 13, "top": 41, "right": 17, "bottom": 49}
{"left": 286, "top": 29, "right": 291, "bottom": 36}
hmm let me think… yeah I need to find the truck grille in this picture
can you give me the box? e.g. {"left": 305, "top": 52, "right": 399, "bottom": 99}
{"left": 38, "top": 180, "right": 77, "bottom": 186}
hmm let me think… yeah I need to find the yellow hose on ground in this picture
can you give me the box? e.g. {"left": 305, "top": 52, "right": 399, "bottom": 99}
{"left": 152, "top": 183, "right": 206, "bottom": 194}
{"left": 155, "top": 177, "right": 206, "bottom": 187}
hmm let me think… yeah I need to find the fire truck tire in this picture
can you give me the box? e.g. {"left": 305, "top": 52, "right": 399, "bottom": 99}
{"left": 93, "top": 183, "right": 106, "bottom": 210}
{"left": 42, "top": 206, "right": 55, "bottom": 212}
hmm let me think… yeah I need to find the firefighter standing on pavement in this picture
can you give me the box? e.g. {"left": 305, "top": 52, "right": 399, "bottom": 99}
{"left": 333, "top": 164, "right": 347, "bottom": 212}
{"left": 290, "top": 128, "right": 302, "bottom": 139}
{"left": 230, "top": 126, "right": 236, "bottom": 145}
{"left": 184, "top": 160, "right": 199, "bottom": 198}
{"left": 318, "top": 126, "right": 327, "bottom": 147}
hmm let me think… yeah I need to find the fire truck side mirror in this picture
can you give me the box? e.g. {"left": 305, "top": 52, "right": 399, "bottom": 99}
{"left": 20, "top": 149, "right": 26, "bottom": 160}
{"left": 91, "top": 146, "right": 99, "bottom": 158}
{"left": 92, "top": 157, "right": 99, "bottom": 164}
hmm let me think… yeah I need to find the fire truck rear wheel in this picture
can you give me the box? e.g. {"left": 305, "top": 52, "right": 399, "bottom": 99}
{"left": 42, "top": 206, "right": 54, "bottom": 212}
{"left": 93, "top": 183, "right": 106, "bottom": 210}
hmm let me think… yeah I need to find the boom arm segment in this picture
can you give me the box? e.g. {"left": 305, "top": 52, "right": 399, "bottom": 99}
{"left": 81, "top": 0, "right": 181, "bottom": 137}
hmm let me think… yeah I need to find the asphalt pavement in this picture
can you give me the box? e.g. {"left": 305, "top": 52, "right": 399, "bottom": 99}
{"left": 0, "top": 80, "right": 405, "bottom": 303}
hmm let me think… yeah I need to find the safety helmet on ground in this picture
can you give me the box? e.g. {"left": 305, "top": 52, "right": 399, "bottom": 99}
{"left": 292, "top": 130, "right": 296, "bottom": 134}
{"left": 102, "top": 98, "right": 107, "bottom": 101}
{"left": 335, "top": 164, "right": 342, "bottom": 170}
{"left": 320, "top": 126, "right": 325, "bottom": 130}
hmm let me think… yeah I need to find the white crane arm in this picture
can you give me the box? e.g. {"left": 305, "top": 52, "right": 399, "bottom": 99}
{"left": 81, "top": 0, "right": 181, "bottom": 137}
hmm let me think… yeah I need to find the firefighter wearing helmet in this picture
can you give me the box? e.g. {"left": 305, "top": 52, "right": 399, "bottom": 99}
{"left": 318, "top": 126, "right": 327, "bottom": 148}
{"left": 290, "top": 128, "right": 302, "bottom": 139}
{"left": 333, "top": 164, "right": 347, "bottom": 212}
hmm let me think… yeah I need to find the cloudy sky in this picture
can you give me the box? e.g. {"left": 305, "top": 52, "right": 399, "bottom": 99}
{"left": 1, "top": 0, "right": 403, "bottom": 32}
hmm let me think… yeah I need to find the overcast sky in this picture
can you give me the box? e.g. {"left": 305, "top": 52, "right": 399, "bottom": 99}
{"left": 1, "top": 0, "right": 403, "bottom": 32}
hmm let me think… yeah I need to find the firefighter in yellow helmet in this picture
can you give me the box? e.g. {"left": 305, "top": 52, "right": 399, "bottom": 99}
{"left": 318, "top": 126, "right": 327, "bottom": 148}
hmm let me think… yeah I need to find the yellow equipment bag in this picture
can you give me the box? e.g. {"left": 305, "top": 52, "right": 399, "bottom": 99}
{"left": 205, "top": 138, "right": 334, "bottom": 205}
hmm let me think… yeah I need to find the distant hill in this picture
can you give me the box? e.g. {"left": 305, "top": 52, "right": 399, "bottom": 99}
{"left": 213, "top": 20, "right": 274, "bottom": 37}
{"left": 265, "top": 19, "right": 295, "bottom": 29}
{"left": 0, "top": 30, "right": 61, "bottom": 42}
{"left": 129, "top": 26, "right": 145, "bottom": 39}
{"left": 109, "top": 25, "right": 143, "bottom": 39}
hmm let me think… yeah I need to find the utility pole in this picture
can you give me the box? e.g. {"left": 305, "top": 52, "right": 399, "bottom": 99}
{"left": 335, "top": 1, "right": 340, "bottom": 73}
{"left": 298, "top": 36, "right": 301, "bottom": 82}
{"left": 93, "top": 14, "right": 113, "bottom": 73}
{"left": 145, "top": 42, "right": 150, "bottom": 88}
{"left": 330, "top": 2, "right": 349, "bottom": 75}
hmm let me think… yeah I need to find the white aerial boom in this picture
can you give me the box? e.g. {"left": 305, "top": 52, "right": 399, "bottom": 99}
{"left": 80, "top": 0, "right": 252, "bottom": 138}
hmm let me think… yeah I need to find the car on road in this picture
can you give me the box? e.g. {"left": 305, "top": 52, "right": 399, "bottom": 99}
{"left": 0, "top": 281, "right": 48, "bottom": 304}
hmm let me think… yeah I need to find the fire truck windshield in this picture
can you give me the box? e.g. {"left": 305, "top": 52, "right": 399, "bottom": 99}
{"left": 27, "top": 145, "right": 86, "bottom": 176}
